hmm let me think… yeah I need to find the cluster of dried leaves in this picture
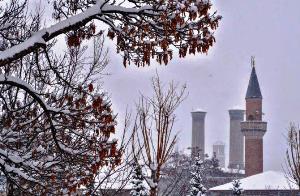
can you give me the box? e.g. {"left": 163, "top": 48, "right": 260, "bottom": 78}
{"left": 52, "top": 0, "right": 221, "bottom": 67}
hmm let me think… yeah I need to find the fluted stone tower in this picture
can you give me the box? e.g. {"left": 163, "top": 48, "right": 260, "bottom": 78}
{"left": 228, "top": 109, "right": 245, "bottom": 169}
{"left": 191, "top": 110, "right": 206, "bottom": 157}
{"left": 241, "top": 61, "right": 267, "bottom": 177}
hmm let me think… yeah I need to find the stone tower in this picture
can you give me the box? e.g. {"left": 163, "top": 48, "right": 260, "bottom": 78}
{"left": 228, "top": 109, "right": 245, "bottom": 169}
{"left": 241, "top": 60, "right": 267, "bottom": 177}
{"left": 213, "top": 141, "right": 225, "bottom": 168}
{"left": 191, "top": 110, "right": 206, "bottom": 157}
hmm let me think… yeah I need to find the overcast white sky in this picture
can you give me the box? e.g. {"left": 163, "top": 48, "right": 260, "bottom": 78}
{"left": 102, "top": 0, "right": 300, "bottom": 171}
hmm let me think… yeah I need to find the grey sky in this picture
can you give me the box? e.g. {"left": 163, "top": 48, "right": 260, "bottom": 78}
{"left": 103, "top": 0, "right": 300, "bottom": 171}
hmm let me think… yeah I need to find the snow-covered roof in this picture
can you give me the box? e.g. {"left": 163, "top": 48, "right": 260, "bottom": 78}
{"left": 192, "top": 108, "right": 206, "bottom": 113}
{"left": 210, "top": 171, "right": 297, "bottom": 191}
{"left": 221, "top": 168, "right": 245, "bottom": 174}
{"left": 229, "top": 107, "right": 244, "bottom": 111}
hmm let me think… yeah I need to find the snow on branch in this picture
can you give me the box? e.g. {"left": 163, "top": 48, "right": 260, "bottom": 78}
{"left": 0, "top": 1, "right": 156, "bottom": 66}
{"left": 0, "top": 35, "right": 120, "bottom": 194}
{"left": 0, "top": 75, "right": 57, "bottom": 113}
{"left": 0, "top": 0, "right": 221, "bottom": 67}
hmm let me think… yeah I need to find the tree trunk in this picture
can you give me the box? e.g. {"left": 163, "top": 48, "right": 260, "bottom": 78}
{"left": 150, "top": 185, "right": 159, "bottom": 196}
{"left": 149, "top": 168, "right": 161, "bottom": 196}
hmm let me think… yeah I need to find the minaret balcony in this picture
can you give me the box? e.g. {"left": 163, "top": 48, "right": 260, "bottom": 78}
{"left": 241, "top": 121, "right": 267, "bottom": 137}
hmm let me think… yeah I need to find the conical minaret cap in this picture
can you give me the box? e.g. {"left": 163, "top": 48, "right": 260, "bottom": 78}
{"left": 245, "top": 66, "right": 262, "bottom": 99}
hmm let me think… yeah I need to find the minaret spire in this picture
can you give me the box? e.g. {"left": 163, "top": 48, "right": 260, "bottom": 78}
{"left": 251, "top": 56, "right": 255, "bottom": 68}
{"left": 246, "top": 58, "right": 262, "bottom": 99}
{"left": 241, "top": 59, "right": 267, "bottom": 176}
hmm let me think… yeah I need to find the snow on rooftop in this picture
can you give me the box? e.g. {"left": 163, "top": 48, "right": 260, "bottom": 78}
{"left": 210, "top": 171, "right": 297, "bottom": 191}
{"left": 192, "top": 108, "right": 206, "bottom": 112}
{"left": 221, "top": 168, "right": 245, "bottom": 174}
{"left": 229, "top": 106, "right": 244, "bottom": 111}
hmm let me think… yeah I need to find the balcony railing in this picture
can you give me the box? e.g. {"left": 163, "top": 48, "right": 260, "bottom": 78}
{"left": 241, "top": 121, "right": 267, "bottom": 131}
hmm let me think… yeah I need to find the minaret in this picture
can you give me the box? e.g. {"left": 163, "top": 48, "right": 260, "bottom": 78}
{"left": 191, "top": 110, "right": 206, "bottom": 158}
{"left": 228, "top": 109, "right": 245, "bottom": 169}
{"left": 241, "top": 57, "right": 267, "bottom": 176}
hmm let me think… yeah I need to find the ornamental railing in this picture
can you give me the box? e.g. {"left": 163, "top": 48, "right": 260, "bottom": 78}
{"left": 241, "top": 121, "right": 267, "bottom": 131}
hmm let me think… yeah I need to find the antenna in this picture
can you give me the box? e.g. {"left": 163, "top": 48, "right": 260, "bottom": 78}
{"left": 251, "top": 56, "right": 255, "bottom": 68}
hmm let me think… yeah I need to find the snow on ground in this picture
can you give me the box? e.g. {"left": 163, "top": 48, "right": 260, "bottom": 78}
{"left": 210, "top": 171, "right": 297, "bottom": 190}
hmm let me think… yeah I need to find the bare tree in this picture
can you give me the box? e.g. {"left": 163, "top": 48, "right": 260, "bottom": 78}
{"left": 132, "top": 75, "right": 187, "bottom": 196}
{"left": 285, "top": 124, "right": 300, "bottom": 189}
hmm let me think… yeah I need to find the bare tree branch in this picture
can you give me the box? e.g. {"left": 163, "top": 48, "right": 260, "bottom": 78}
{"left": 132, "top": 73, "right": 187, "bottom": 196}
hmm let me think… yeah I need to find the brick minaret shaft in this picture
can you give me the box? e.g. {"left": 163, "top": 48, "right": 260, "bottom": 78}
{"left": 241, "top": 60, "right": 267, "bottom": 177}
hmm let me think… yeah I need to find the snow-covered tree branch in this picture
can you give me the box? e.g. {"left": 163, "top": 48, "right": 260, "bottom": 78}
{"left": 189, "top": 154, "right": 207, "bottom": 196}
{"left": 0, "top": 0, "right": 221, "bottom": 67}
{"left": 130, "top": 163, "right": 149, "bottom": 196}
{"left": 0, "top": 0, "right": 221, "bottom": 194}
{"left": 231, "top": 179, "right": 243, "bottom": 195}
{"left": 0, "top": 33, "right": 120, "bottom": 194}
